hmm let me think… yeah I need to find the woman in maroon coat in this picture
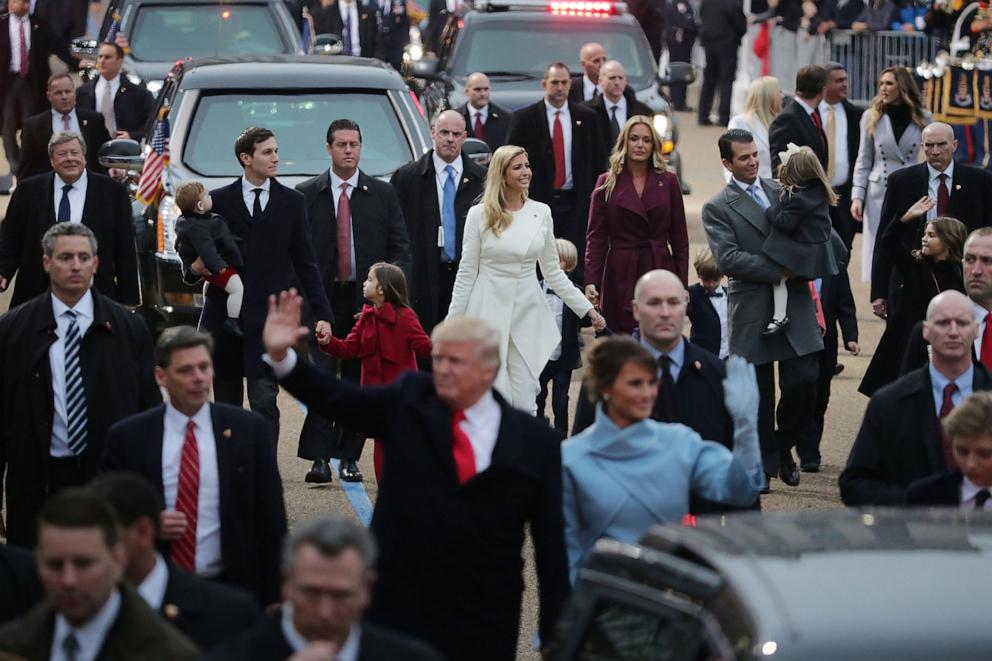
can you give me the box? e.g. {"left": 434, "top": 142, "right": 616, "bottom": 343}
{"left": 584, "top": 116, "right": 689, "bottom": 334}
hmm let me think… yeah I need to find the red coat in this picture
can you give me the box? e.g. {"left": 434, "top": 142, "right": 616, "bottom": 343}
{"left": 320, "top": 303, "right": 432, "bottom": 385}
{"left": 585, "top": 168, "right": 689, "bottom": 334}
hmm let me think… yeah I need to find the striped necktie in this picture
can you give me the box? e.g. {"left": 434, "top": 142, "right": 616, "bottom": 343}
{"left": 64, "top": 310, "right": 88, "bottom": 456}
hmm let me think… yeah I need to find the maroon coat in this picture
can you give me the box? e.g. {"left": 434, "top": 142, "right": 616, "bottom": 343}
{"left": 585, "top": 168, "right": 689, "bottom": 334}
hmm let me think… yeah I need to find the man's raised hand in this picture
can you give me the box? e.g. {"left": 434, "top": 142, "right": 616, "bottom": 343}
{"left": 263, "top": 289, "right": 310, "bottom": 361}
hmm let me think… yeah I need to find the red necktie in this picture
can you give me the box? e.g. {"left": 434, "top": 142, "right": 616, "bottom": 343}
{"left": 171, "top": 420, "right": 200, "bottom": 572}
{"left": 552, "top": 111, "right": 566, "bottom": 190}
{"left": 337, "top": 183, "right": 352, "bottom": 282}
{"left": 18, "top": 19, "right": 29, "bottom": 79}
{"left": 62, "top": 114, "right": 71, "bottom": 132}
{"left": 451, "top": 410, "right": 476, "bottom": 484}
{"left": 810, "top": 110, "right": 827, "bottom": 147}
{"left": 938, "top": 382, "right": 958, "bottom": 469}
{"left": 981, "top": 312, "right": 992, "bottom": 370}
{"left": 809, "top": 281, "right": 826, "bottom": 332}
{"left": 937, "top": 173, "right": 950, "bottom": 216}
{"left": 473, "top": 112, "right": 484, "bottom": 140}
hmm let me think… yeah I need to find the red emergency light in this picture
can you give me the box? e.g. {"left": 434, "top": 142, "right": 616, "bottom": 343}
{"left": 548, "top": 1, "right": 616, "bottom": 17}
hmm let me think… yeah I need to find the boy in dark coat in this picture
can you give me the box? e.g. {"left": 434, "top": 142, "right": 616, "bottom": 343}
{"left": 687, "top": 247, "right": 729, "bottom": 359}
{"left": 174, "top": 181, "right": 244, "bottom": 336}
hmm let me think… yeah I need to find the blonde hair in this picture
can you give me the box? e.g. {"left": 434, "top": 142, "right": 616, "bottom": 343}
{"left": 595, "top": 116, "right": 666, "bottom": 201}
{"left": 481, "top": 145, "right": 528, "bottom": 237}
{"left": 555, "top": 238, "right": 578, "bottom": 273}
{"left": 866, "top": 66, "right": 927, "bottom": 136}
{"left": 175, "top": 181, "right": 207, "bottom": 216}
{"left": 778, "top": 147, "right": 839, "bottom": 206}
{"left": 743, "top": 76, "right": 781, "bottom": 129}
{"left": 693, "top": 247, "right": 722, "bottom": 281}
{"left": 943, "top": 391, "right": 992, "bottom": 440}
{"left": 431, "top": 317, "right": 501, "bottom": 368}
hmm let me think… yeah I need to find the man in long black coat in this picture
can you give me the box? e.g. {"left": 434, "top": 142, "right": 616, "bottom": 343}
{"left": 75, "top": 42, "right": 156, "bottom": 141}
{"left": 769, "top": 65, "right": 829, "bottom": 173}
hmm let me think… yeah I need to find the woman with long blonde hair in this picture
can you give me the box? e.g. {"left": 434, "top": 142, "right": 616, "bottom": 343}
{"left": 726, "top": 76, "right": 784, "bottom": 181}
{"left": 584, "top": 116, "right": 688, "bottom": 334}
{"left": 448, "top": 145, "right": 606, "bottom": 412}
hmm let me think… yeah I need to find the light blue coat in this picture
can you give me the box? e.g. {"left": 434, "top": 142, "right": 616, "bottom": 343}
{"left": 562, "top": 406, "right": 763, "bottom": 584}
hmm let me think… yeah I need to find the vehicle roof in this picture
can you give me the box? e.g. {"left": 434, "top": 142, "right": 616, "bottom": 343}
{"left": 464, "top": 7, "right": 640, "bottom": 26}
{"left": 175, "top": 56, "right": 408, "bottom": 90}
{"left": 638, "top": 510, "right": 992, "bottom": 660}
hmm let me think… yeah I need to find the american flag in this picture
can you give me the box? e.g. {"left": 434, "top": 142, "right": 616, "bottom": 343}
{"left": 136, "top": 108, "right": 170, "bottom": 206}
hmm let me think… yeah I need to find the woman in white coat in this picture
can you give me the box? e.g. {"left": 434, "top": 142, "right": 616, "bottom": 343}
{"left": 449, "top": 145, "right": 607, "bottom": 412}
{"left": 851, "top": 66, "right": 930, "bottom": 282}
{"left": 725, "top": 76, "right": 783, "bottom": 182}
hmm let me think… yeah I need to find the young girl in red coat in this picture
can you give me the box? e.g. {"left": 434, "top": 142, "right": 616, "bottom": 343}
{"left": 317, "top": 262, "right": 432, "bottom": 483}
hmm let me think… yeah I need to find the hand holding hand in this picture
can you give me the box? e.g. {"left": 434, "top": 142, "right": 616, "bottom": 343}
{"left": 722, "top": 356, "right": 759, "bottom": 426}
{"left": 314, "top": 320, "right": 332, "bottom": 344}
{"left": 847, "top": 341, "right": 860, "bottom": 355}
{"left": 584, "top": 284, "right": 599, "bottom": 306}
{"left": 159, "top": 510, "right": 187, "bottom": 541}
{"left": 263, "top": 290, "right": 310, "bottom": 361}
{"left": 850, "top": 199, "right": 863, "bottom": 221}
{"left": 871, "top": 298, "right": 887, "bottom": 319}
{"left": 901, "top": 196, "right": 935, "bottom": 223}
{"left": 588, "top": 309, "right": 607, "bottom": 332}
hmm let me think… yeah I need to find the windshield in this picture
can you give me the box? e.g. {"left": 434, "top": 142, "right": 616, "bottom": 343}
{"left": 183, "top": 92, "right": 414, "bottom": 177}
{"left": 129, "top": 4, "right": 287, "bottom": 61}
{"left": 449, "top": 18, "right": 656, "bottom": 89}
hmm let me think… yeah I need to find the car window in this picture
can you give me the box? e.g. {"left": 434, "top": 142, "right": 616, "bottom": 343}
{"left": 129, "top": 4, "right": 287, "bottom": 61}
{"left": 450, "top": 20, "right": 655, "bottom": 88}
{"left": 183, "top": 92, "right": 413, "bottom": 177}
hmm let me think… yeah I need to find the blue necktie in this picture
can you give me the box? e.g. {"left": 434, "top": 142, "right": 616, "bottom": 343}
{"left": 63, "top": 310, "right": 88, "bottom": 456}
{"left": 57, "top": 184, "right": 72, "bottom": 223}
{"left": 747, "top": 184, "right": 769, "bottom": 210}
{"left": 342, "top": 9, "right": 353, "bottom": 55}
{"left": 442, "top": 165, "right": 457, "bottom": 261}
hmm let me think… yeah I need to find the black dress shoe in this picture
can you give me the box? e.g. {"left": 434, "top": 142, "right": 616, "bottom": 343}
{"left": 339, "top": 460, "right": 363, "bottom": 482}
{"left": 779, "top": 461, "right": 801, "bottom": 487}
{"left": 801, "top": 462, "right": 821, "bottom": 473}
{"left": 305, "top": 458, "right": 332, "bottom": 484}
{"left": 760, "top": 473, "right": 772, "bottom": 495}
{"left": 223, "top": 317, "right": 244, "bottom": 337}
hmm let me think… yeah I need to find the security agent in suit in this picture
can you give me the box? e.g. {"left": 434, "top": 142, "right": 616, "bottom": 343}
{"left": 769, "top": 65, "right": 829, "bottom": 173}
{"left": 697, "top": 0, "right": 746, "bottom": 126}
{"left": 209, "top": 514, "right": 443, "bottom": 661}
{"left": 75, "top": 42, "right": 156, "bottom": 142}
{"left": 870, "top": 123, "right": 992, "bottom": 318}
{"left": 89, "top": 471, "right": 262, "bottom": 649}
{"left": 0, "top": 544, "right": 41, "bottom": 624}
{"left": 296, "top": 118, "right": 411, "bottom": 483}
{"left": 307, "top": 0, "right": 381, "bottom": 57}
{"left": 664, "top": 0, "right": 698, "bottom": 111}
{"left": 377, "top": 0, "right": 409, "bottom": 71}
{"left": 0, "top": 0, "right": 81, "bottom": 178}
{"left": 390, "top": 110, "right": 486, "bottom": 334}
{"left": 702, "top": 130, "right": 824, "bottom": 489}
{"left": 0, "top": 490, "right": 200, "bottom": 660}
{"left": 507, "top": 62, "right": 608, "bottom": 277}
{"left": 456, "top": 72, "right": 513, "bottom": 150}
{"left": 568, "top": 42, "right": 606, "bottom": 105}
{"left": 0, "top": 223, "right": 160, "bottom": 548}
{"left": 0, "top": 131, "right": 141, "bottom": 308}
{"left": 188, "top": 127, "right": 333, "bottom": 448}
{"left": 18, "top": 72, "right": 112, "bottom": 179}
{"left": 102, "top": 326, "right": 289, "bottom": 607}
{"left": 261, "top": 303, "right": 570, "bottom": 661}
{"left": 820, "top": 62, "right": 865, "bottom": 248}
{"left": 840, "top": 291, "right": 992, "bottom": 505}
{"left": 586, "top": 60, "right": 653, "bottom": 148}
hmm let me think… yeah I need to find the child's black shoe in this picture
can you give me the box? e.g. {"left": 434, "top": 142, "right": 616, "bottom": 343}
{"left": 223, "top": 318, "right": 244, "bottom": 337}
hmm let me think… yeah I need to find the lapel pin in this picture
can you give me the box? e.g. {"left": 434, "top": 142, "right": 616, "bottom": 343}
{"left": 462, "top": 177, "right": 469, "bottom": 184}
{"left": 82, "top": 119, "right": 88, "bottom": 126}
{"left": 164, "top": 604, "right": 180, "bottom": 619}
{"left": 956, "top": 184, "right": 962, "bottom": 190}
{"left": 693, "top": 360, "right": 702, "bottom": 371}
{"left": 104, "top": 321, "right": 112, "bottom": 331}
{"left": 576, "top": 120, "right": 582, "bottom": 126}
{"left": 223, "top": 428, "right": 232, "bottom": 438}
{"left": 362, "top": 185, "right": 369, "bottom": 191}
{"left": 492, "top": 112, "right": 499, "bottom": 118}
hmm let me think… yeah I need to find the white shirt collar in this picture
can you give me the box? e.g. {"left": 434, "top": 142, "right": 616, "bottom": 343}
{"left": 164, "top": 401, "right": 211, "bottom": 431}
{"left": 241, "top": 176, "right": 271, "bottom": 197}
{"left": 329, "top": 169, "right": 360, "bottom": 191}
{"left": 583, "top": 75, "right": 600, "bottom": 98}
{"left": 603, "top": 95, "right": 626, "bottom": 111}
{"left": 962, "top": 475, "right": 992, "bottom": 507}
{"left": 432, "top": 152, "right": 462, "bottom": 177}
{"left": 732, "top": 176, "right": 761, "bottom": 193}
{"left": 336, "top": 623, "right": 362, "bottom": 661}
{"left": 52, "top": 288, "right": 94, "bottom": 322}
{"left": 99, "top": 73, "right": 121, "bottom": 87}
{"left": 928, "top": 161, "right": 955, "bottom": 181}
{"left": 136, "top": 552, "right": 170, "bottom": 611}
{"left": 544, "top": 99, "right": 569, "bottom": 118}
{"left": 470, "top": 104, "right": 489, "bottom": 120}
{"left": 54, "top": 169, "right": 87, "bottom": 191}
{"left": 463, "top": 389, "right": 497, "bottom": 425}
{"left": 53, "top": 588, "right": 122, "bottom": 661}
{"left": 794, "top": 96, "right": 817, "bottom": 116}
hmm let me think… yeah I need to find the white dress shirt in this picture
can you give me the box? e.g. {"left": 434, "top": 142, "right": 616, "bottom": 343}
{"left": 49, "top": 290, "right": 94, "bottom": 457}
{"left": 95, "top": 74, "right": 121, "bottom": 114}
{"left": 926, "top": 161, "right": 954, "bottom": 221}
{"left": 582, "top": 74, "right": 600, "bottom": 102}
{"left": 263, "top": 349, "right": 502, "bottom": 472}
{"left": 9, "top": 15, "right": 30, "bottom": 74}
{"left": 338, "top": 0, "right": 362, "bottom": 54}
{"left": 544, "top": 100, "right": 573, "bottom": 190}
{"left": 819, "top": 99, "right": 850, "bottom": 187}
{"left": 973, "top": 300, "right": 991, "bottom": 359}
{"left": 604, "top": 95, "right": 627, "bottom": 132}
{"left": 51, "top": 109, "right": 80, "bottom": 134}
{"left": 469, "top": 104, "right": 489, "bottom": 126}
{"left": 52, "top": 170, "right": 88, "bottom": 225}
{"left": 162, "top": 402, "right": 222, "bottom": 577}
{"left": 329, "top": 168, "right": 360, "bottom": 281}
{"left": 241, "top": 176, "right": 270, "bottom": 216}
{"left": 707, "top": 284, "right": 729, "bottom": 359}
{"left": 50, "top": 589, "right": 121, "bottom": 661}
{"left": 281, "top": 604, "right": 362, "bottom": 658}
{"left": 961, "top": 476, "right": 992, "bottom": 511}
{"left": 137, "top": 552, "right": 170, "bottom": 610}
{"left": 541, "top": 279, "right": 565, "bottom": 361}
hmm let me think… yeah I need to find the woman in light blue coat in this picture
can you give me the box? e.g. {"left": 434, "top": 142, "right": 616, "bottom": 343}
{"left": 562, "top": 337, "right": 764, "bottom": 584}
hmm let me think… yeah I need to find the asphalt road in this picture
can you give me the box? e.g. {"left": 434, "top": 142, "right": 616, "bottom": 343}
{"left": 0, "top": 103, "right": 883, "bottom": 659}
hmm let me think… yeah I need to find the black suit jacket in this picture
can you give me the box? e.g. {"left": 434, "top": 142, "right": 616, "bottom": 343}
{"left": 839, "top": 364, "right": 992, "bottom": 506}
{"left": 204, "top": 177, "right": 332, "bottom": 379}
{"left": 769, "top": 97, "right": 828, "bottom": 173}
{"left": 587, "top": 92, "right": 654, "bottom": 149}
{"left": 102, "top": 403, "right": 288, "bottom": 606}
{"left": 0, "top": 289, "right": 160, "bottom": 547}
{"left": 839, "top": 99, "right": 864, "bottom": 184}
{"left": 297, "top": 169, "right": 411, "bottom": 311}
{"left": 18, "top": 108, "right": 112, "bottom": 179}
{"left": 905, "top": 469, "right": 963, "bottom": 506}
{"left": 160, "top": 561, "right": 261, "bottom": 649}
{"left": 277, "top": 358, "right": 570, "bottom": 661}
{"left": 0, "top": 14, "right": 79, "bottom": 115}
{"left": 455, "top": 102, "right": 513, "bottom": 151}
{"left": 0, "top": 170, "right": 140, "bottom": 307}
{"left": 208, "top": 612, "right": 444, "bottom": 661}
{"left": 0, "top": 545, "right": 42, "bottom": 625}
{"left": 76, "top": 75, "right": 157, "bottom": 141}
{"left": 687, "top": 283, "right": 725, "bottom": 358}
{"left": 308, "top": 0, "right": 381, "bottom": 57}
{"left": 389, "top": 151, "right": 485, "bottom": 331}
{"left": 568, "top": 73, "right": 597, "bottom": 105}
{"left": 871, "top": 161, "right": 992, "bottom": 301}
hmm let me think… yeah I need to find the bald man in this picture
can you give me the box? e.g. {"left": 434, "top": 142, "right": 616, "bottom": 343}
{"left": 870, "top": 122, "right": 992, "bottom": 328}
{"left": 569, "top": 42, "right": 607, "bottom": 104}
{"left": 587, "top": 60, "right": 654, "bottom": 146}
{"left": 841, "top": 290, "right": 992, "bottom": 505}
{"left": 391, "top": 110, "right": 487, "bottom": 333}
{"left": 455, "top": 72, "right": 513, "bottom": 150}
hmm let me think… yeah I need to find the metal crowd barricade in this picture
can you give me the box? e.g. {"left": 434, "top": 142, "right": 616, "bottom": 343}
{"left": 826, "top": 30, "right": 941, "bottom": 104}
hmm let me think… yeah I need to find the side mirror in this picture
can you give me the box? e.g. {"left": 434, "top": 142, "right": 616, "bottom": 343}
{"left": 71, "top": 38, "right": 100, "bottom": 59}
{"left": 462, "top": 137, "right": 491, "bottom": 167}
{"left": 411, "top": 56, "right": 444, "bottom": 81}
{"left": 99, "top": 138, "right": 144, "bottom": 171}
{"left": 313, "top": 33, "right": 344, "bottom": 55}
{"left": 658, "top": 62, "right": 695, "bottom": 89}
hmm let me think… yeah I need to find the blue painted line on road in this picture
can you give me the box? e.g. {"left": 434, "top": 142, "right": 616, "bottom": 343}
{"left": 293, "top": 399, "right": 374, "bottom": 527}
